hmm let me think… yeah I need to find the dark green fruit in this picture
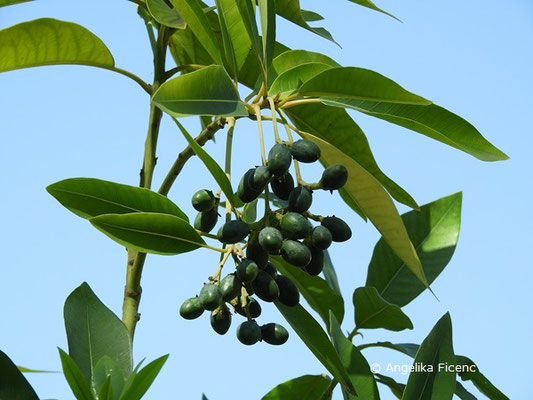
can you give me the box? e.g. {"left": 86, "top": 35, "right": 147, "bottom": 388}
{"left": 290, "top": 139, "right": 321, "bottom": 163}
{"left": 249, "top": 165, "right": 272, "bottom": 190}
{"left": 275, "top": 275, "right": 299, "bottom": 307}
{"left": 280, "top": 212, "right": 312, "bottom": 240}
{"left": 267, "top": 144, "right": 292, "bottom": 176}
{"left": 244, "top": 281, "right": 255, "bottom": 296}
{"left": 246, "top": 236, "right": 269, "bottom": 268}
{"left": 238, "top": 168, "right": 262, "bottom": 203}
{"left": 322, "top": 216, "right": 352, "bottom": 242}
{"left": 235, "top": 296, "right": 261, "bottom": 318}
{"left": 280, "top": 240, "right": 312, "bottom": 267}
{"left": 191, "top": 189, "right": 215, "bottom": 212}
{"left": 288, "top": 186, "right": 313, "bottom": 213}
{"left": 217, "top": 220, "right": 250, "bottom": 244}
{"left": 305, "top": 247, "right": 324, "bottom": 276}
{"left": 237, "top": 259, "right": 259, "bottom": 283}
{"left": 179, "top": 297, "right": 204, "bottom": 320}
{"left": 252, "top": 270, "right": 280, "bottom": 302}
{"left": 198, "top": 284, "right": 222, "bottom": 311}
{"left": 258, "top": 227, "right": 283, "bottom": 254}
{"left": 220, "top": 273, "right": 242, "bottom": 302}
{"left": 271, "top": 173, "right": 294, "bottom": 200}
{"left": 263, "top": 262, "right": 278, "bottom": 278}
{"left": 210, "top": 307, "right": 232, "bottom": 335}
{"left": 194, "top": 208, "right": 218, "bottom": 233}
{"left": 320, "top": 164, "right": 348, "bottom": 191}
{"left": 261, "top": 323, "right": 289, "bottom": 345}
{"left": 236, "top": 320, "right": 262, "bottom": 345}
{"left": 311, "top": 226, "right": 332, "bottom": 250}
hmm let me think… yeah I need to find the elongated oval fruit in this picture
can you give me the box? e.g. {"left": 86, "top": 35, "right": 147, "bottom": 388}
{"left": 191, "top": 189, "right": 216, "bottom": 212}
{"left": 246, "top": 236, "right": 269, "bottom": 268}
{"left": 280, "top": 240, "right": 312, "bottom": 267}
{"left": 217, "top": 220, "right": 250, "bottom": 244}
{"left": 194, "top": 208, "right": 218, "bottom": 233}
{"left": 238, "top": 168, "right": 262, "bottom": 203}
{"left": 258, "top": 226, "right": 284, "bottom": 254}
{"left": 261, "top": 323, "right": 289, "bottom": 345}
{"left": 311, "top": 225, "right": 332, "bottom": 250}
{"left": 271, "top": 173, "right": 294, "bottom": 200}
{"left": 179, "top": 297, "right": 204, "bottom": 320}
{"left": 290, "top": 139, "right": 321, "bottom": 163}
{"left": 321, "top": 216, "right": 352, "bottom": 242}
{"left": 275, "top": 275, "right": 300, "bottom": 307}
{"left": 263, "top": 262, "right": 278, "bottom": 278}
{"left": 267, "top": 144, "right": 292, "bottom": 176}
{"left": 305, "top": 247, "right": 324, "bottom": 276}
{"left": 198, "top": 284, "right": 222, "bottom": 311}
{"left": 236, "top": 320, "right": 262, "bottom": 345}
{"left": 234, "top": 296, "right": 262, "bottom": 318}
{"left": 280, "top": 212, "right": 312, "bottom": 240}
{"left": 249, "top": 165, "right": 272, "bottom": 190}
{"left": 237, "top": 259, "right": 259, "bottom": 283}
{"left": 320, "top": 164, "right": 348, "bottom": 191}
{"left": 288, "top": 186, "right": 313, "bottom": 213}
{"left": 252, "top": 270, "right": 280, "bottom": 302}
{"left": 220, "top": 273, "right": 242, "bottom": 302}
{"left": 210, "top": 307, "right": 232, "bottom": 335}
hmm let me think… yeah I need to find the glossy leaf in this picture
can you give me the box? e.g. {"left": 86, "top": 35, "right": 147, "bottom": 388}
{"left": 269, "top": 62, "right": 333, "bottom": 99}
{"left": 455, "top": 356, "right": 509, "bottom": 400}
{"left": 64, "top": 283, "right": 132, "bottom": 385}
{"left": 170, "top": 0, "right": 222, "bottom": 64}
{"left": 238, "top": 41, "right": 290, "bottom": 88}
{"left": 58, "top": 348, "right": 94, "bottom": 400}
{"left": 366, "top": 192, "right": 462, "bottom": 307}
{"left": 322, "top": 250, "right": 342, "bottom": 297}
{"left": 236, "top": 0, "right": 263, "bottom": 69}
{"left": 297, "top": 67, "right": 431, "bottom": 104}
{"left": 217, "top": 0, "right": 252, "bottom": 71}
{"left": 272, "top": 50, "right": 339, "bottom": 75}
{"left": 215, "top": 0, "right": 238, "bottom": 80}
{"left": 119, "top": 355, "right": 169, "bottom": 400}
{"left": 271, "top": 256, "right": 344, "bottom": 328}
{"left": 153, "top": 65, "right": 248, "bottom": 117}
{"left": 241, "top": 198, "right": 258, "bottom": 223}
{"left": 402, "top": 313, "right": 456, "bottom": 400}
{"left": 0, "top": 0, "right": 32, "bottom": 7}
{"left": 90, "top": 212, "right": 205, "bottom": 255}
{"left": 0, "top": 349, "right": 39, "bottom": 400}
{"left": 353, "top": 287, "right": 413, "bottom": 331}
{"left": 147, "top": 0, "right": 186, "bottom": 29}
{"left": 47, "top": 178, "right": 188, "bottom": 221}
{"left": 375, "top": 374, "right": 404, "bottom": 399}
{"left": 0, "top": 18, "right": 114, "bottom": 73}
{"left": 455, "top": 382, "right": 478, "bottom": 400}
{"left": 92, "top": 356, "right": 125, "bottom": 400}
{"left": 17, "top": 366, "right": 56, "bottom": 373}
{"left": 259, "top": 0, "right": 276, "bottom": 70}
{"left": 274, "top": 302, "right": 355, "bottom": 395}
{"left": 286, "top": 104, "right": 418, "bottom": 210}
{"left": 298, "top": 132, "right": 427, "bottom": 286}
{"left": 329, "top": 313, "right": 379, "bottom": 400}
{"left": 261, "top": 374, "right": 331, "bottom": 400}
{"left": 169, "top": 27, "right": 212, "bottom": 67}
{"left": 347, "top": 0, "right": 400, "bottom": 21}
{"left": 275, "top": 0, "right": 336, "bottom": 44}
{"left": 322, "top": 100, "right": 508, "bottom": 162}
{"left": 98, "top": 376, "right": 113, "bottom": 400}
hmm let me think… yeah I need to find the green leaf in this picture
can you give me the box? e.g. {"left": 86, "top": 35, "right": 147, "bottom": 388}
{"left": 238, "top": 41, "right": 290, "bottom": 88}
{"left": 236, "top": 0, "right": 263, "bottom": 69}
{"left": 64, "top": 283, "right": 132, "bottom": 385}
{"left": 455, "top": 382, "right": 478, "bottom": 400}
{"left": 0, "top": 349, "right": 39, "bottom": 400}
{"left": 285, "top": 103, "right": 418, "bottom": 210}
{"left": 214, "top": 0, "right": 238, "bottom": 80}
{"left": 366, "top": 192, "right": 462, "bottom": 307}
{"left": 47, "top": 178, "right": 188, "bottom": 221}
{"left": 258, "top": 0, "right": 276, "bottom": 70}
{"left": 329, "top": 313, "right": 379, "bottom": 400}
{"left": 269, "top": 62, "right": 333, "bottom": 99}
{"left": 0, "top": 18, "right": 114, "bottom": 73}
{"left": 169, "top": 27, "right": 212, "bottom": 67}
{"left": 17, "top": 366, "right": 56, "bottom": 373}
{"left": 272, "top": 50, "right": 339, "bottom": 75}
{"left": 274, "top": 302, "right": 355, "bottom": 395}
{"left": 97, "top": 376, "right": 113, "bottom": 400}
{"left": 153, "top": 65, "right": 248, "bottom": 117}
{"left": 241, "top": 198, "right": 258, "bottom": 223}
{"left": 275, "top": 0, "right": 337, "bottom": 44}
{"left": 119, "top": 355, "right": 169, "bottom": 400}
{"left": 297, "top": 67, "right": 431, "bottom": 105}
{"left": 271, "top": 256, "right": 344, "bottom": 329}
{"left": 322, "top": 250, "right": 342, "bottom": 297}
{"left": 323, "top": 100, "right": 509, "bottom": 162}
{"left": 217, "top": 0, "right": 252, "bottom": 71}
{"left": 58, "top": 348, "right": 94, "bottom": 400}
{"left": 402, "top": 313, "right": 456, "bottom": 400}
{"left": 147, "top": 0, "right": 186, "bottom": 29}
{"left": 172, "top": 118, "right": 236, "bottom": 208}
{"left": 298, "top": 132, "right": 427, "bottom": 287}
{"left": 0, "top": 0, "right": 32, "bottom": 7}
{"left": 375, "top": 374, "right": 404, "bottom": 399}
{"left": 90, "top": 212, "right": 205, "bottom": 255}
{"left": 169, "top": 0, "right": 222, "bottom": 65}
{"left": 347, "top": 0, "right": 400, "bottom": 22}
{"left": 455, "top": 356, "right": 509, "bottom": 400}
{"left": 353, "top": 287, "right": 413, "bottom": 331}
{"left": 261, "top": 374, "right": 331, "bottom": 400}
{"left": 92, "top": 356, "right": 125, "bottom": 400}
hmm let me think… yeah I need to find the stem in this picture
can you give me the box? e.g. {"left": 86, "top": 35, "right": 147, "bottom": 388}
{"left": 97, "top": 66, "right": 151, "bottom": 94}
{"left": 347, "top": 327, "right": 359, "bottom": 341}
{"left": 279, "top": 112, "right": 304, "bottom": 184}
{"left": 279, "top": 98, "right": 322, "bottom": 109}
{"left": 165, "top": 64, "right": 206, "bottom": 80}
{"left": 267, "top": 97, "right": 280, "bottom": 142}
{"left": 253, "top": 104, "right": 267, "bottom": 165}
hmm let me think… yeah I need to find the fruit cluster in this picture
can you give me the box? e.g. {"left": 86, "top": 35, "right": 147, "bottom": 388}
{"left": 180, "top": 139, "right": 352, "bottom": 346}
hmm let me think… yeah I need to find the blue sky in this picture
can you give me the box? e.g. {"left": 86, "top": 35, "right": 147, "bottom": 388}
{"left": 1, "top": 0, "right": 531, "bottom": 399}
